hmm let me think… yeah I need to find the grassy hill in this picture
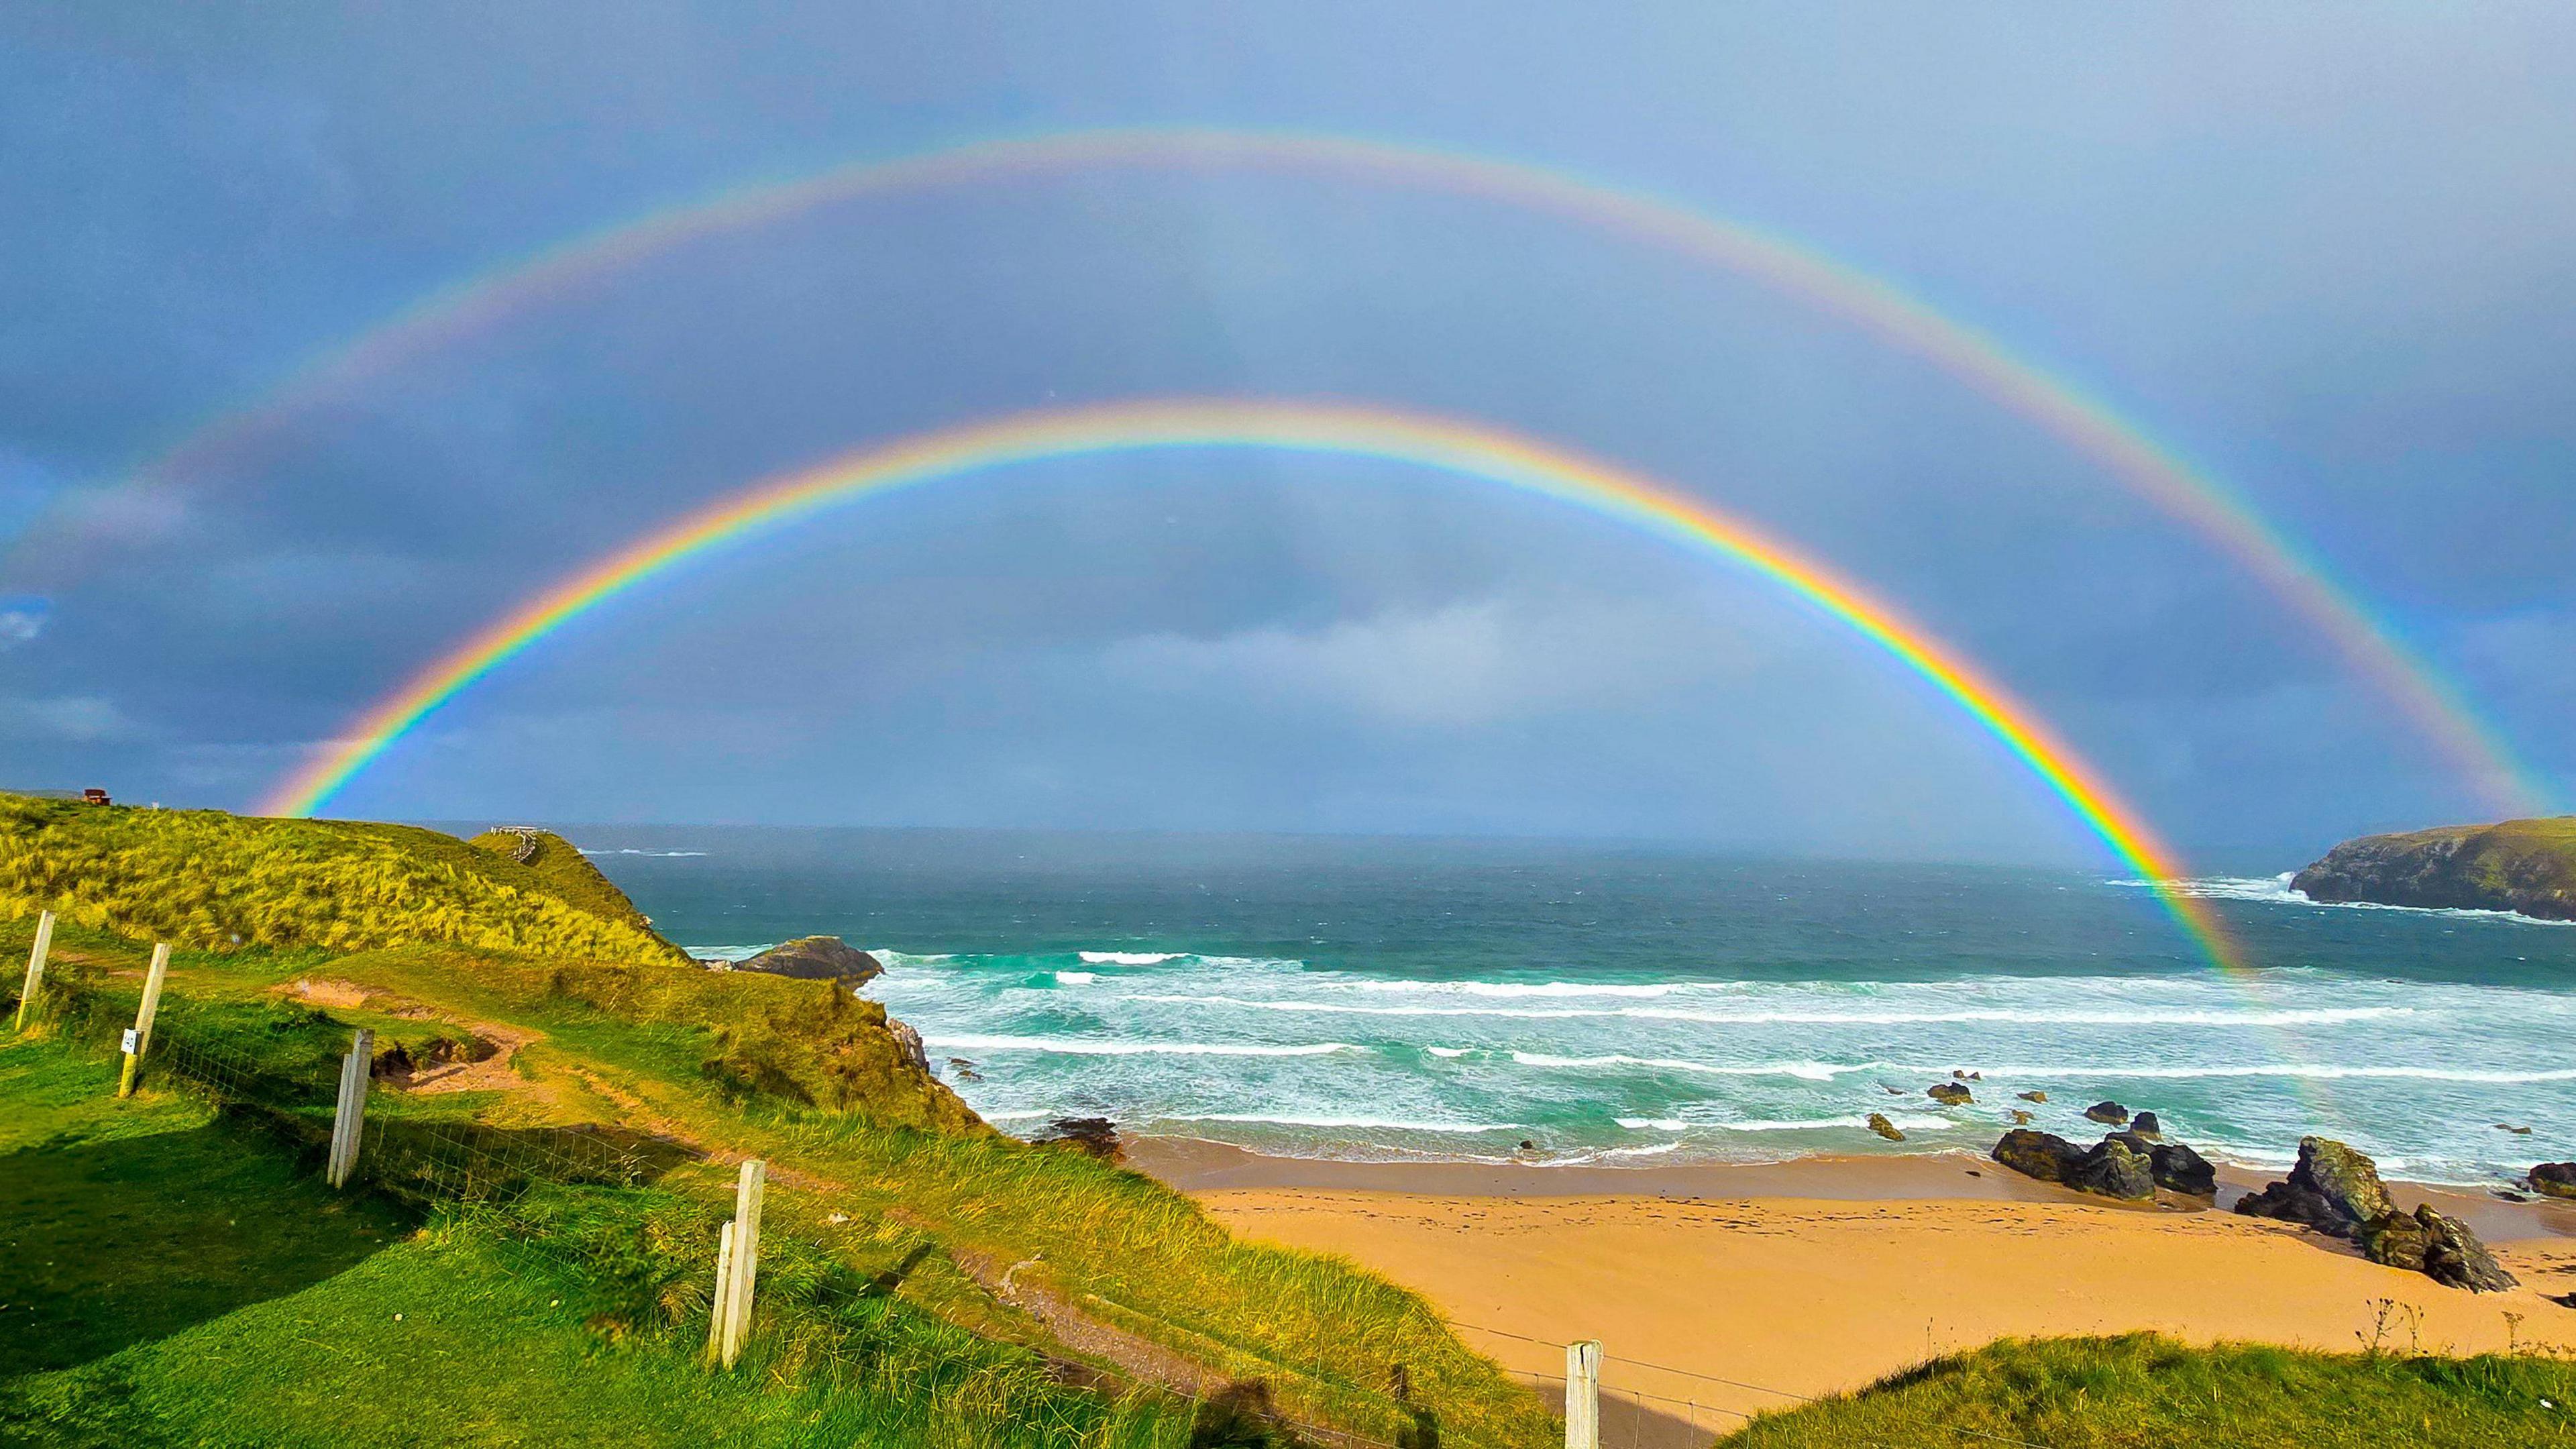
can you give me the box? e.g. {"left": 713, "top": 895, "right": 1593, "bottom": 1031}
{"left": 2294, "top": 815, "right": 2576, "bottom": 921}
{"left": 0, "top": 795, "right": 690, "bottom": 964}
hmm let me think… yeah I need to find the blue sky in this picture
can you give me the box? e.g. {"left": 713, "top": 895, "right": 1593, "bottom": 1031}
{"left": 2, "top": 2, "right": 2571, "bottom": 867}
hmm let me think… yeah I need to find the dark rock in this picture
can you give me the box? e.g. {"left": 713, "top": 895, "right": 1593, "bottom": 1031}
{"left": 2007, "top": 1110, "right": 2035, "bottom": 1126}
{"left": 2530, "top": 1163, "right": 2576, "bottom": 1200}
{"left": 1951, "top": 1069, "right": 1982, "bottom": 1081}
{"left": 2497, "top": 1123, "right": 2534, "bottom": 1135}
{"left": 2292, "top": 818, "right": 2576, "bottom": 922}
{"left": 1992, "top": 1129, "right": 2084, "bottom": 1184}
{"left": 2129, "top": 1111, "right": 2163, "bottom": 1140}
{"left": 2067, "top": 1138, "right": 2156, "bottom": 1200}
{"left": 1880, "top": 1084, "right": 1909, "bottom": 1096}
{"left": 1517, "top": 1139, "right": 1538, "bottom": 1152}
{"left": 946, "top": 1057, "right": 982, "bottom": 1083}
{"left": 2235, "top": 1136, "right": 2398, "bottom": 1239}
{"left": 2147, "top": 1140, "right": 2217, "bottom": 1196}
{"left": 2553, "top": 1293, "right": 2576, "bottom": 1310}
{"left": 1866, "top": 1113, "right": 1905, "bottom": 1142}
{"left": 2493, "top": 1190, "right": 2530, "bottom": 1204}
{"left": 2017, "top": 1090, "right": 2048, "bottom": 1103}
{"left": 735, "top": 935, "right": 887, "bottom": 983}
{"left": 2083, "top": 1101, "right": 2131, "bottom": 1126}
{"left": 2364, "top": 1206, "right": 2518, "bottom": 1292}
{"left": 1927, "top": 1082, "right": 1974, "bottom": 1106}
{"left": 1034, "top": 1116, "right": 1122, "bottom": 1161}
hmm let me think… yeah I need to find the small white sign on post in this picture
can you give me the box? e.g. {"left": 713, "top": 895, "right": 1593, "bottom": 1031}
{"left": 121, "top": 1028, "right": 139, "bottom": 1053}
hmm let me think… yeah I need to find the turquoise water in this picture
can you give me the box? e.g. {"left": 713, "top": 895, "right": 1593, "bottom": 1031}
{"left": 570, "top": 827, "right": 2576, "bottom": 1187}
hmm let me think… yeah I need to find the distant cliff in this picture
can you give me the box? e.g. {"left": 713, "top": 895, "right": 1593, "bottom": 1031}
{"left": 2292, "top": 817, "right": 2576, "bottom": 922}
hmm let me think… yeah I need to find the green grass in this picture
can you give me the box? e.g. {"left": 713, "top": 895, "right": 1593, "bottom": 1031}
{"left": 463, "top": 828, "right": 664, "bottom": 938}
{"left": 0, "top": 1032, "right": 1191, "bottom": 1449}
{"left": 1717, "top": 1334, "right": 2576, "bottom": 1448}
{"left": 0, "top": 795, "right": 688, "bottom": 965}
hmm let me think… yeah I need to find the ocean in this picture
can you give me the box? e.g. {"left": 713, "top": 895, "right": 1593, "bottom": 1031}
{"left": 567, "top": 826, "right": 2576, "bottom": 1187}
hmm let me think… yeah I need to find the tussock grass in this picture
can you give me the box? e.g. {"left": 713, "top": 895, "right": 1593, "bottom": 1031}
{"left": 1718, "top": 1333, "right": 2576, "bottom": 1448}
{"left": 0, "top": 795, "right": 686, "bottom": 965}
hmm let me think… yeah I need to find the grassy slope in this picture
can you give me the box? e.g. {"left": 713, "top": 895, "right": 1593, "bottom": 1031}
{"left": 1717, "top": 1334, "right": 2576, "bottom": 1448}
{"left": 464, "top": 827, "right": 663, "bottom": 937}
{"left": 0, "top": 1033, "right": 1188, "bottom": 1449}
{"left": 1, "top": 908, "right": 1556, "bottom": 1446}
{"left": 0, "top": 796, "right": 688, "bottom": 965}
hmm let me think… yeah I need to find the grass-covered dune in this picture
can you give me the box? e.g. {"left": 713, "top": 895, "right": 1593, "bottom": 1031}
{"left": 1717, "top": 1333, "right": 2576, "bottom": 1448}
{"left": 2294, "top": 815, "right": 2576, "bottom": 921}
{"left": 0, "top": 795, "right": 688, "bottom": 963}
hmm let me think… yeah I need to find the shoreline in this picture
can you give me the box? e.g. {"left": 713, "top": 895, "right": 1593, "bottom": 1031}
{"left": 1139, "top": 1135, "right": 2576, "bottom": 1431}
{"left": 1126, "top": 1134, "right": 2576, "bottom": 1242}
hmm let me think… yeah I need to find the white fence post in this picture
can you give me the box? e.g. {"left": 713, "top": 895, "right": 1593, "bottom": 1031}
{"left": 117, "top": 943, "right": 171, "bottom": 1098}
{"left": 707, "top": 1219, "right": 739, "bottom": 1361}
{"left": 1565, "top": 1340, "right": 1601, "bottom": 1449}
{"left": 328, "top": 1028, "right": 374, "bottom": 1188}
{"left": 718, "top": 1159, "right": 766, "bottom": 1368}
{"left": 14, "top": 910, "right": 54, "bottom": 1030}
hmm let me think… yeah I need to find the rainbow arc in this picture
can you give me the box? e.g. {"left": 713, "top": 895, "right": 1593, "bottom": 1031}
{"left": 261, "top": 398, "right": 2250, "bottom": 978}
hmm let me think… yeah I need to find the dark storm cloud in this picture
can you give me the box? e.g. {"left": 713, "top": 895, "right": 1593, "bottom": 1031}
{"left": 2, "top": 1, "right": 2570, "bottom": 859}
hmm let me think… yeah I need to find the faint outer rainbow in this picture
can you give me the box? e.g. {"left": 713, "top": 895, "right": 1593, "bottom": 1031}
{"left": 262, "top": 398, "right": 2249, "bottom": 975}
{"left": 32, "top": 128, "right": 2547, "bottom": 816}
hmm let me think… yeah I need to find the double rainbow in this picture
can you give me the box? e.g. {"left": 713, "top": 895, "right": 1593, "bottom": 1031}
{"left": 261, "top": 398, "right": 2247, "bottom": 975}
{"left": 32, "top": 127, "right": 2546, "bottom": 814}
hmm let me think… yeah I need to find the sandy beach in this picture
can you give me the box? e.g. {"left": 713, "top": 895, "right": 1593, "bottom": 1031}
{"left": 1136, "top": 1138, "right": 2576, "bottom": 1436}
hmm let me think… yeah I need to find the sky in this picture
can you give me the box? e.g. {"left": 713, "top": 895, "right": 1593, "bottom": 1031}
{"left": 2, "top": 2, "right": 2572, "bottom": 869}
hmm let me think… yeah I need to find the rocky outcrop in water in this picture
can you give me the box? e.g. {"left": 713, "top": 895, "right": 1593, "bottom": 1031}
{"left": 735, "top": 936, "right": 887, "bottom": 983}
{"left": 2292, "top": 817, "right": 2576, "bottom": 921}
{"left": 1927, "top": 1082, "right": 1973, "bottom": 1105}
{"left": 1866, "top": 1113, "right": 1905, "bottom": 1142}
{"left": 2237, "top": 1137, "right": 2516, "bottom": 1292}
{"left": 2530, "top": 1163, "right": 2576, "bottom": 1200}
{"left": 2084, "top": 1101, "right": 2130, "bottom": 1126}
{"left": 1036, "top": 1116, "right": 1122, "bottom": 1161}
{"left": 2068, "top": 1138, "right": 2155, "bottom": 1200}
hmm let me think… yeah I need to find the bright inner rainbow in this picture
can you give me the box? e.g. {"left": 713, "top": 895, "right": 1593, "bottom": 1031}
{"left": 262, "top": 398, "right": 2247, "bottom": 977}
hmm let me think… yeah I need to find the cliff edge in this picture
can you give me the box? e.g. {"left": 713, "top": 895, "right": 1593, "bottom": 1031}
{"left": 2292, "top": 816, "right": 2576, "bottom": 922}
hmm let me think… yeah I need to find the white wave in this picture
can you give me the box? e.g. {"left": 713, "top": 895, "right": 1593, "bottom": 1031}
{"left": 1079, "top": 951, "right": 1187, "bottom": 965}
{"left": 1165, "top": 1114, "right": 1522, "bottom": 1134}
{"left": 1591, "top": 1141, "right": 1683, "bottom": 1159}
{"left": 1615, "top": 1117, "right": 1690, "bottom": 1131}
{"left": 977, "top": 1110, "right": 1056, "bottom": 1122}
{"left": 1120, "top": 993, "right": 2408, "bottom": 1029}
{"left": 1055, "top": 971, "right": 1099, "bottom": 986}
{"left": 1717, "top": 1114, "right": 1957, "bottom": 1133}
{"left": 921, "top": 1033, "right": 1364, "bottom": 1059}
{"left": 867, "top": 949, "right": 960, "bottom": 967}
{"left": 1347, "top": 979, "right": 1739, "bottom": 999}
{"left": 2114, "top": 875, "right": 2575, "bottom": 926}
{"left": 1425, "top": 1046, "right": 1472, "bottom": 1059}
{"left": 1509, "top": 1051, "right": 1878, "bottom": 1081}
{"left": 1949, "top": 1063, "right": 2576, "bottom": 1084}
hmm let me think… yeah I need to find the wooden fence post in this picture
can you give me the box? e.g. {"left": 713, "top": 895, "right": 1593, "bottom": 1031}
{"left": 14, "top": 910, "right": 54, "bottom": 1030}
{"left": 327, "top": 1028, "right": 374, "bottom": 1188}
{"left": 718, "top": 1159, "right": 766, "bottom": 1367}
{"left": 117, "top": 943, "right": 172, "bottom": 1098}
{"left": 1564, "top": 1340, "right": 1601, "bottom": 1449}
{"left": 706, "top": 1219, "right": 739, "bottom": 1362}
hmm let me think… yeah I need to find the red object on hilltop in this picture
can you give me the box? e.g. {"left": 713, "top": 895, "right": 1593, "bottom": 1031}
{"left": 81, "top": 788, "right": 109, "bottom": 806}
